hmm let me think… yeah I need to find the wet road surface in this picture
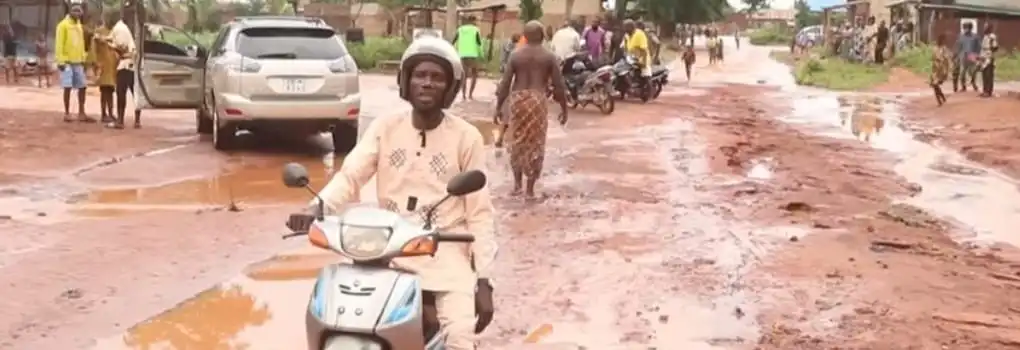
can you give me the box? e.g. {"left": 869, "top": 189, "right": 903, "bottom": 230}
{"left": 7, "top": 41, "right": 1020, "bottom": 349}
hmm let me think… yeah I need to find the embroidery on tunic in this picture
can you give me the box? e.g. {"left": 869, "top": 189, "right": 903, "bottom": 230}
{"left": 388, "top": 148, "right": 407, "bottom": 169}
{"left": 429, "top": 153, "right": 449, "bottom": 177}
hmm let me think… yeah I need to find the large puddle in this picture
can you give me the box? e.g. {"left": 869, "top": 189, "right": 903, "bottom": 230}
{"left": 783, "top": 92, "right": 1020, "bottom": 247}
{"left": 0, "top": 120, "right": 500, "bottom": 223}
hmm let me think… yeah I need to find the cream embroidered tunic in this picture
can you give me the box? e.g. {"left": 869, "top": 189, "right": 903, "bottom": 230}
{"left": 318, "top": 113, "right": 497, "bottom": 293}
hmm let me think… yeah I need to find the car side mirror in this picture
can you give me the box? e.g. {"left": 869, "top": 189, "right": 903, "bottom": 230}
{"left": 446, "top": 170, "right": 486, "bottom": 196}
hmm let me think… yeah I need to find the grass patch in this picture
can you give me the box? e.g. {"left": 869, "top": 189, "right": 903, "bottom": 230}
{"left": 793, "top": 56, "right": 890, "bottom": 90}
{"left": 749, "top": 26, "right": 794, "bottom": 46}
{"left": 891, "top": 45, "right": 1020, "bottom": 82}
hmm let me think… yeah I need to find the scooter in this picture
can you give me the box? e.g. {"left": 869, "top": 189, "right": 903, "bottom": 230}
{"left": 561, "top": 52, "right": 615, "bottom": 114}
{"left": 611, "top": 55, "right": 652, "bottom": 103}
{"left": 280, "top": 163, "right": 485, "bottom": 350}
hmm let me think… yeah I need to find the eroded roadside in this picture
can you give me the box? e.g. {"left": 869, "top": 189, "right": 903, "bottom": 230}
{"left": 679, "top": 85, "right": 1020, "bottom": 348}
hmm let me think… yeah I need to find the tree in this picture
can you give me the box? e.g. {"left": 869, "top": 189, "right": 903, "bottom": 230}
{"left": 793, "top": 0, "right": 820, "bottom": 28}
{"left": 519, "top": 0, "right": 542, "bottom": 22}
{"left": 630, "top": 0, "right": 731, "bottom": 36}
{"left": 742, "top": 0, "right": 769, "bottom": 13}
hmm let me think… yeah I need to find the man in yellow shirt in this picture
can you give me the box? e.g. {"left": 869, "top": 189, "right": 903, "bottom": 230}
{"left": 623, "top": 20, "right": 651, "bottom": 78}
{"left": 55, "top": 4, "right": 92, "bottom": 123}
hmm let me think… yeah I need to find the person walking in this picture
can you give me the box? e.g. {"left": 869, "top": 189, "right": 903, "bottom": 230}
{"left": 2, "top": 23, "right": 18, "bottom": 84}
{"left": 451, "top": 16, "right": 482, "bottom": 100}
{"left": 875, "top": 20, "right": 889, "bottom": 64}
{"left": 953, "top": 22, "right": 979, "bottom": 92}
{"left": 55, "top": 4, "right": 93, "bottom": 123}
{"left": 930, "top": 33, "right": 952, "bottom": 106}
{"left": 494, "top": 21, "right": 568, "bottom": 199}
{"left": 978, "top": 23, "right": 998, "bottom": 98}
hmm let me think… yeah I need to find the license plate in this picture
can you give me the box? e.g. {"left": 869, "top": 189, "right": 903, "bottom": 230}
{"left": 283, "top": 79, "right": 305, "bottom": 93}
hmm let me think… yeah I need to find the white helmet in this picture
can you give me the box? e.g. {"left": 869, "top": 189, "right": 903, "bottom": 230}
{"left": 398, "top": 36, "right": 465, "bottom": 108}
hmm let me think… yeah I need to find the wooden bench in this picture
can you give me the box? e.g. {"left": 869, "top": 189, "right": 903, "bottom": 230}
{"left": 377, "top": 60, "right": 401, "bottom": 72}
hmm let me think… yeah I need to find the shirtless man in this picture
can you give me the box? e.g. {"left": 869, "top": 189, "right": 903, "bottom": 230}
{"left": 494, "top": 21, "right": 568, "bottom": 199}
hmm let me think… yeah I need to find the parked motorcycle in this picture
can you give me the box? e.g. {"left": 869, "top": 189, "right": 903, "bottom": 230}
{"left": 611, "top": 55, "right": 652, "bottom": 102}
{"left": 561, "top": 52, "right": 615, "bottom": 114}
{"left": 280, "top": 163, "right": 486, "bottom": 350}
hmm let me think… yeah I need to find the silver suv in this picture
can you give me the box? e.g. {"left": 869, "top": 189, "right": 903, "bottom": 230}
{"left": 133, "top": 17, "right": 361, "bottom": 151}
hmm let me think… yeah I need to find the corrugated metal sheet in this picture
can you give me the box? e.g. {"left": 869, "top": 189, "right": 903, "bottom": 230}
{"left": 954, "top": 0, "right": 1020, "bottom": 12}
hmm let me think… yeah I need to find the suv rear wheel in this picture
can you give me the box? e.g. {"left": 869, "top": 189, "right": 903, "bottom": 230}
{"left": 332, "top": 121, "right": 358, "bottom": 154}
{"left": 212, "top": 108, "right": 237, "bottom": 150}
{"left": 196, "top": 108, "right": 213, "bottom": 134}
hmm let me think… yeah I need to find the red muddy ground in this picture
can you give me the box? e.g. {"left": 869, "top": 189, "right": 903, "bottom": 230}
{"left": 6, "top": 45, "right": 1020, "bottom": 350}
{"left": 682, "top": 85, "right": 1020, "bottom": 348}
{"left": 903, "top": 92, "right": 1020, "bottom": 180}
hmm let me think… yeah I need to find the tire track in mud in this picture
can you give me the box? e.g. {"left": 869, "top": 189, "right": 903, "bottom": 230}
{"left": 482, "top": 102, "right": 812, "bottom": 348}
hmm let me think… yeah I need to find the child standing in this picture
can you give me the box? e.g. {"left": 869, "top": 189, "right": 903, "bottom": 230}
{"left": 34, "top": 34, "right": 51, "bottom": 87}
{"left": 93, "top": 18, "right": 117, "bottom": 122}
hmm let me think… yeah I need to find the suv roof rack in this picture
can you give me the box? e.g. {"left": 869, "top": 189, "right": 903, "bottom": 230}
{"left": 234, "top": 16, "right": 326, "bottom": 25}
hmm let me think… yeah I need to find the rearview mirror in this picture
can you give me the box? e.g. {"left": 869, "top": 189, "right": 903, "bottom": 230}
{"left": 446, "top": 170, "right": 486, "bottom": 196}
{"left": 282, "top": 163, "right": 310, "bottom": 188}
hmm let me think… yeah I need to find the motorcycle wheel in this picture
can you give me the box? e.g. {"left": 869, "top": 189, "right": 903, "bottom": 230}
{"left": 652, "top": 81, "right": 663, "bottom": 99}
{"left": 598, "top": 88, "right": 615, "bottom": 114}
{"left": 639, "top": 83, "right": 652, "bottom": 103}
{"left": 566, "top": 93, "right": 579, "bottom": 109}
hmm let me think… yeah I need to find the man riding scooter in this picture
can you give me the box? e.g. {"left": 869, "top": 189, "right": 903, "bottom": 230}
{"left": 288, "top": 37, "right": 497, "bottom": 349}
{"left": 623, "top": 20, "right": 652, "bottom": 99}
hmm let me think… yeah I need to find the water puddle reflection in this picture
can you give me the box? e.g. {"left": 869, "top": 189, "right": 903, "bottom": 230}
{"left": 786, "top": 92, "right": 1020, "bottom": 247}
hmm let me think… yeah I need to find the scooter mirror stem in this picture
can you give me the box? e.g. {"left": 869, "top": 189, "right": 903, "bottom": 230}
{"left": 423, "top": 194, "right": 452, "bottom": 231}
{"left": 305, "top": 184, "right": 326, "bottom": 220}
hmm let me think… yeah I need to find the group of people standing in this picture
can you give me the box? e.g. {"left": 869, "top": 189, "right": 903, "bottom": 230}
{"left": 56, "top": 4, "right": 139, "bottom": 128}
{"left": 929, "top": 22, "right": 999, "bottom": 105}
{"left": 2, "top": 4, "right": 139, "bottom": 128}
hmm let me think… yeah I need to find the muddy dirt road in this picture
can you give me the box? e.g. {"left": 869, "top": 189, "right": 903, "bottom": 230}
{"left": 6, "top": 40, "right": 1020, "bottom": 349}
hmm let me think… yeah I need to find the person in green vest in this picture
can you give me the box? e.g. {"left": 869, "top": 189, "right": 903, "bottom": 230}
{"left": 452, "top": 15, "right": 483, "bottom": 100}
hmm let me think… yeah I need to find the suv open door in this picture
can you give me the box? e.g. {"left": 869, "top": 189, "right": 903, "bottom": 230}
{"left": 133, "top": 23, "right": 206, "bottom": 109}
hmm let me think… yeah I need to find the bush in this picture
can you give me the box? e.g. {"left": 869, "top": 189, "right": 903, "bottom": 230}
{"left": 794, "top": 56, "right": 889, "bottom": 90}
{"left": 347, "top": 37, "right": 410, "bottom": 70}
{"left": 749, "top": 26, "right": 794, "bottom": 46}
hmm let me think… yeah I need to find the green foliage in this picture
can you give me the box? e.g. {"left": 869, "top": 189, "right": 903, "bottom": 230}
{"left": 519, "top": 0, "right": 543, "bottom": 22}
{"left": 742, "top": 0, "right": 770, "bottom": 13}
{"left": 891, "top": 44, "right": 1020, "bottom": 82}
{"left": 793, "top": 56, "right": 890, "bottom": 90}
{"left": 347, "top": 37, "right": 410, "bottom": 70}
{"left": 793, "top": 0, "right": 820, "bottom": 28}
{"left": 749, "top": 26, "right": 793, "bottom": 46}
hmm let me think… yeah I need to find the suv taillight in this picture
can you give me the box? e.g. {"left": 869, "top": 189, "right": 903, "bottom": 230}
{"left": 329, "top": 56, "right": 354, "bottom": 73}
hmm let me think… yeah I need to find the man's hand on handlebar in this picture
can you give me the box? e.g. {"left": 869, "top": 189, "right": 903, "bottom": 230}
{"left": 286, "top": 212, "right": 316, "bottom": 233}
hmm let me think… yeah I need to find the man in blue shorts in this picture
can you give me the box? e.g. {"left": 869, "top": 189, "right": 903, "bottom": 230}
{"left": 55, "top": 4, "right": 93, "bottom": 122}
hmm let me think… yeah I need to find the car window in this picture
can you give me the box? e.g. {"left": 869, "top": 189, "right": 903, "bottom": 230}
{"left": 236, "top": 27, "right": 347, "bottom": 60}
{"left": 142, "top": 25, "right": 195, "bottom": 57}
{"left": 209, "top": 27, "right": 230, "bottom": 57}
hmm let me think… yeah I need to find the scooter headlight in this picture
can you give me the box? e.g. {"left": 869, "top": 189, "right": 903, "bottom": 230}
{"left": 339, "top": 225, "right": 391, "bottom": 259}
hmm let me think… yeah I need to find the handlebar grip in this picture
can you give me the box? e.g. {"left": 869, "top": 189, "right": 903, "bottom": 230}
{"left": 437, "top": 233, "right": 475, "bottom": 243}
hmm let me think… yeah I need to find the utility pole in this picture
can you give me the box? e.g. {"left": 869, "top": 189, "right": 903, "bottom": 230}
{"left": 444, "top": 0, "right": 457, "bottom": 40}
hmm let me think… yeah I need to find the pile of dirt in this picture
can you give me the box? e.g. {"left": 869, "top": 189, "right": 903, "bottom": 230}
{"left": 682, "top": 85, "right": 1020, "bottom": 348}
